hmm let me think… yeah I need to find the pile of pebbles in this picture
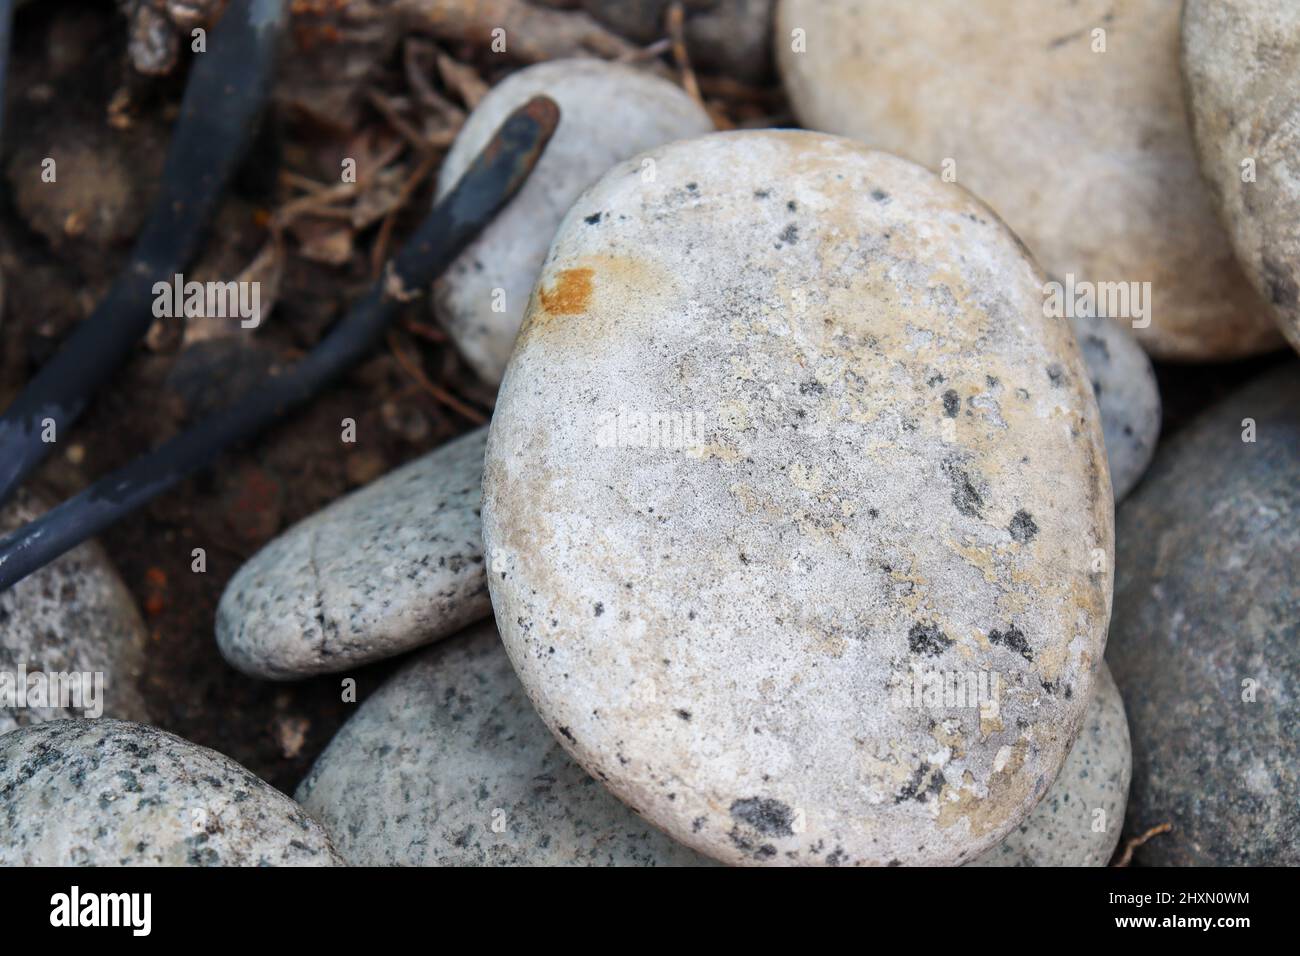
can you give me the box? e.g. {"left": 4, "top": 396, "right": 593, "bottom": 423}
{"left": 2, "top": 5, "right": 1295, "bottom": 866}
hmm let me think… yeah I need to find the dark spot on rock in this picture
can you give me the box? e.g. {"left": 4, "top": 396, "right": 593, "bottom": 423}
{"left": 1046, "top": 364, "right": 1066, "bottom": 387}
{"left": 1008, "top": 509, "right": 1039, "bottom": 543}
{"left": 989, "top": 625, "right": 1034, "bottom": 661}
{"left": 871, "top": 188, "right": 890, "bottom": 202}
{"left": 942, "top": 389, "right": 960, "bottom": 417}
{"left": 908, "top": 621, "right": 952, "bottom": 657}
{"left": 729, "top": 797, "right": 794, "bottom": 837}
{"left": 777, "top": 223, "right": 799, "bottom": 246}
{"left": 558, "top": 726, "right": 576, "bottom": 743}
{"left": 787, "top": 200, "right": 797, "bottom": 212}
{"left": 754, "top": 189, "right": 770, "bottom": 199}
{"left": 676, "top": 709, "right": 692, "bottom": 721}
{"left": 593, "top": 602, "right": 604, "bottom": 617}
{"left": 583, "top": 211, "right": 602, "bottom": 225}
{"left": 941, "top": 459, "right": 985, "bottom": 518}
{"left": 1263, "top": 256, "right": 1298, "bottom": 308}
{"left": 895, "top": 762, "right": 946, "bottom": 804}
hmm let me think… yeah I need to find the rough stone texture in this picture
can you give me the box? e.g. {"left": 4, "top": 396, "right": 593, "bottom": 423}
{"left": 433, "top": 58, "right": 714, "bottom": 384}
{"left": 1107, "top": 365, "right": 1299, "bottom": 865}
{"left": 0, "top": 719, "right": 343, "bottom": 866}
{"left": 581, "top": 0, "right": 776, "bottom": 82}
{"left": 776, "top": 0, "right": 1281, "bottom": 361}
{"left": 483, "top": 130, "right": 1113, "bottom": 866}
{"left": 1, "top": 490, "right": 149, "bottom": 734}
{"left": 216, "top": 428, "right": 491, "bottom": 680}
{"left": 967, "top": 662, "right": 1130, "bottom": 866}
{"left": 1184, "top": 0, "right": 1300, "bottom": 357}
{"left": 298, "top": 621, "right": 711, "bottom": 866}
{"left": 1069, "top": 310, "right": 1160, "bottom": 502}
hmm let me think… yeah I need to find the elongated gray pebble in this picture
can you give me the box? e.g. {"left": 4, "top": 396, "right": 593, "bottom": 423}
{"left": 484, "top": 130, "right": 1113, "bottom": 866}
{"left": 1184, "top": 0, "right": 1300, "bottom": 356}
{"left": 1, "top": 490, "right": 149, "bottom": 734}
{"left": 216, "top": 428, "right": 490, "bottom": 679}
{"left": 1107, "top": 365, "right": 1299, "bottom": 865}
{"left": 433, "top": 58, "right": 714, "bottom": 384}
{"left": 1069, "top": 311, "right": 1160, "bottom": 502}
{"left": 967, "top": 662, "right": 1130, "bottom": 866}
{"left": 298, "top": 621, "right": 710, "bottom": 866}
{"left": 0, "top": 719, "right": 343, "bottom": 866}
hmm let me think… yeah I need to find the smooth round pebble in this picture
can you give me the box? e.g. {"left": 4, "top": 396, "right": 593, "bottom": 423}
{"left": 1184, "top": 0, "right": 1300, "bottom": 356}
{"left": 433, "top": 58, "right": 714, "bottom": 384}
{"left": 1106, "top": 365, "right": 1299, "bottom": 865}
{"left": 0, "top": 719, "right": 343, "bottom": 866}
{"left": 484, "top": 130, "right": 1113, "bottom": 866}
{"left": 298, "top": 621, "right": 710, "bottom": 866}
{"left": 1, "top": 490, "right": 149, "bottom": 734}
{"left": 216, "top": 428, "right": 492, "bottom": 679}
{"left": 967, "top": 662, "right": 1130, "bottom": 866}
{"left": 1068, "top": 310, "right": 1160, "bottom": 502}
{"left": 776, "top": 0, "right": 1281, "bottom": 361}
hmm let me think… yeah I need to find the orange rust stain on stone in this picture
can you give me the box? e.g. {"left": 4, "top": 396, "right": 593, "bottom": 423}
{"left": 539, "top": 267, "right": 595, "bottom": 316}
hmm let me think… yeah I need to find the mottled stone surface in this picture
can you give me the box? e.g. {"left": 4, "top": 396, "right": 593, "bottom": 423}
{"left": 967, "top": 662, "right": 1130, "bottom": 866}
{"left": 1069, "top": 310, "right": 1160, "bottom": 501}
{"left": 0, "top": 719, "right": 343, "bottom": 866}
{"left": 1184, "top": 0, "right": 1300, "bottom": 356}
{"left": 484, "top": 131, "right": 1113, "bottom": 866}
{"left": 433, "top": 58, "right": 714, "bottom": 384}
{"left": 216, "top": 428, "right": 491, "bottom": 680}
{"left": 1, "top": 490, "right": 149, "bottom": 734}
{"left": 298, "top": 621, "right": 710, "bottom": 866}
{"left": 776, "top": 0, "right": 1280, "bottom": 361}
{"left": 1107, "top": 365, "right": 1299, "bottom": 865}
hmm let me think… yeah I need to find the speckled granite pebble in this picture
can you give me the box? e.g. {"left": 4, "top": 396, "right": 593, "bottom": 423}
{"left": 298, "top": 621, "right": 710, "bottom": 866}
{"left": 1068, "top": 310, "right": 1160, "bottom": 501}
{"left": 967, "top": 662, "right": 1130, "bottom": 866}
{"left": 0, "top": 719, "right": 343, "bottom": 866}
{"left": 776, "top": 0, "right": 1281, "bottom": 361}
{"left": 1184, "top": 0, "right": 1300, "bottom": 356}
{"left": 216, "top": 428, "right": 491, "bottom": 680}
{"left": 1107, "top": 365, "right": 1299, "bottom": 865}
{"left": 1, "top": 490, "right": 149, "bottom": 734}
{"left": 433, "top": 59, "right": 713, "bottom": 384}
{"left": 484, "top": 131, "right": 1113, "bottom": 866}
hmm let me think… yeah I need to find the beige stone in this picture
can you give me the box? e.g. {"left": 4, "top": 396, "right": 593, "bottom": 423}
{"left": 776, "top": 0, "right": 1282, "bottom": 360}
{"left": 1184, "top": 0, "right": 1300, "bottom": 356}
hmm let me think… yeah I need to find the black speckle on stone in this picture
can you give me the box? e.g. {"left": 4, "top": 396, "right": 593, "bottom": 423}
{"left": 942, "top": 389, "right": 960, "bottom": 417}
{"left": 558, "top": 726, "right": 576, "bottom": 744}
{"left": 729, "top": 797, "right": 795, "bottom": 837}
{"left": 895, "top": 762, "right": 946, "bottom": 804}
{"left": 871, "top": 188, "right": 890, "bottom": 202}
{"left": 1046, "top": 363, "right": 1066, "bottom": 387}
{"left": 908, "top": 621, "right": 953, "bottom": 657}
{"left": 754, "top": 189, "right": 770, "bottom": 199}
{"left": 941, "top": 459, "right": 985, "bottom": 518}
{"left": 787, "top": 200, "right": 797, "bottom": 211}
{"left": 1008, "top": 509, "right": 1039, "bottom": 543}
{"left": 777, "top": 223, "right": 799, "bottom": 246}
{"left": 583, "top": 211, "right": 602, "bottom": 225}
{"left": 676, "top": 709, "right": 692, "bottom": 721}
{"left": 686, "top": 182, "right": 698, "bottom": 192}
{"left": 989, "top": 625, "right": 1034, "bottom": 662}
{"left": 593, "top": 602, "right": 604, "bottom": 617}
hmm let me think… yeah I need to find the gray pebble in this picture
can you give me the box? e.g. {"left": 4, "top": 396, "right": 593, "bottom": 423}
{"left": 1069, "top": 310, "right": 1160, "bottom": 501}
{"left": 298, "top": 621, "right": 711, "bottom": 866}
{"left": 433, "top": 58, "right": 713, "bottom": 384}
{"left": 1106, "top": 364, "right": 1299, "bottom": 865}
{"left": 0, "top": 719, "right": 343, "bottom": 866}
{"left": 484, "top": 130, "right": 1113, "bottom": 866}
{"left": 215, "top": 428, "right": 491, "bottom": 680}
{"left": 1184, "top": 0, "right": 1300, "bottom": 355}
{"left": 967, "top": 662, "right": 1130, "bottom": 866}
{"left": 1, "top": 490, "right": 149, "bottom": 734}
